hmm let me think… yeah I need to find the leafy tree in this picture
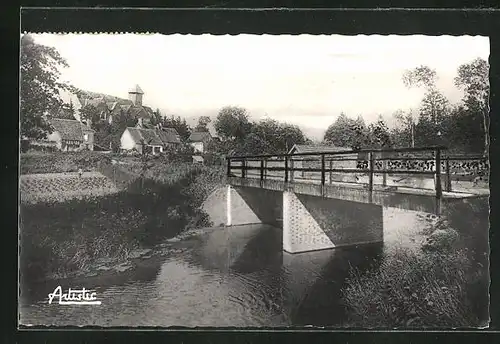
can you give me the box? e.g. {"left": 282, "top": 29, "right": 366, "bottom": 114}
{"left": 162, "top": 115, "right": 192, "bottom": 142}
{"left": 53, "top": 101, "right": 76, "bottom": 120}
{"left": 454, "top": 58, "right": 490, "bottom": 155}
{"left": 402, "top": 65, "right": 437, "bottom": 89}
{"left": 195, "top": 116, "right": 212, "bottom": 132}
{"left": 323, "top": 113, "right": 368, "bottom": 149}
{"left": 214, "top": 106, "right": 252, "bottom": 141}
{"left": 249, "top": 119, "right": 307, "bottom": 154}
{"left": 79, "top": 105, "right": 101, "bottom": 127}
{"left": 150, "top": 108, "right": 163, "bottom": 126}
{"left": 20, "top": 34, "right": 70, "bottom": 139}
{"left": 391, "top": 110, "right": 416, "bottom": 148}
{"left": 368, "top": 115, "right": 392, "bottom": 148}
{"left": 403, "top": 65, "right": 450, "bottom": 147}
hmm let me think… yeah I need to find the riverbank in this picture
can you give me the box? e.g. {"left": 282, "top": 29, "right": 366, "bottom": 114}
{"left": 20, "top": 158, "right": 226, "bottom": 285}
{"left": 341, "top": 197, "right": 489, "bottom": 328}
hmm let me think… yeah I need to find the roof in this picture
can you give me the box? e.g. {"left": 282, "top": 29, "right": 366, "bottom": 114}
{"left": 125, "top": 127, "right": 180, "bottom": 146}
{"left": 128, "top": 84, "right": 144, "bottom": 94}
{"left": 157, "top": 127, "right": 181, "bottom": 143}
{"left": 289, "top": 144, "right": 352, "bottom": 154}
{"left": 189, "top": 131, "right": 212, "bottom": 142}
{"left": 192, "top": 155, "right": 204, "bottom": 162}
{"left": 49, "top": 118, "right": 93, "bottom": 141}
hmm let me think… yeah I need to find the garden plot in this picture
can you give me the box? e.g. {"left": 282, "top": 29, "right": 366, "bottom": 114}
{"left": 20, "top": 172, "right": 119, "bottom": 204}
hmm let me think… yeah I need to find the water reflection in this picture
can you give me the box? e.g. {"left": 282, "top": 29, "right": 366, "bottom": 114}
{"left": 20, "top": 212, "right": 424, "bottom": 327}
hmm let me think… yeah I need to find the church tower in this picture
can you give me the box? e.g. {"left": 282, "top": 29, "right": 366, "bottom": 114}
{"left": 128, "top": 84, "right": 144, "bottom": 106}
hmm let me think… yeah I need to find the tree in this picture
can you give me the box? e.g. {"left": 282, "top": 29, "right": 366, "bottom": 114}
{"left": 150, "top": 108, "right": 163, "bottom": 126}
{"left": 162, "top": 115, "right": 192, "bottom": 142}
{"left": 214, "top": 106, "right": 252, "bottom": 141}
{"left": 250, "top": 119, "right": 307, "bottom": 154}
{"left": 20, "top": 34, "right": 70, "bottom": 139}
{"left": 79, "top": 105, "right": 101, "bottom": 127}
{"left": 402, "top": 65, "right": 437, "bottom": 89}
{"left": 391, "top": 109, "right": 416, "bottom": 148}
{"left": 53, "top": 100, "right": 76, "bottom": 120}
{"left": 455, "top": 58, "right": 490, "bottom": 155}
{"left": 403, "top": 65, "right": 450, "bottom": 147}
{"left": 368, "top": 115, "right": 392, "bottom": 148}
{"left": 323, "top": 113, "right": 367, "bottom": 149}
{"left": 195, "top": 116, "right": 212, "bottom": 132}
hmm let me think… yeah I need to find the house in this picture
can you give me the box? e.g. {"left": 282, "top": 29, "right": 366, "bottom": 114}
{"left": 46, "top": 118, "right": 95, "bottom": 151}
{"left": 192, "top": 155, "right": 204, "bottom": 164}
{"left": 188, "top": 131, "right": 212, "bottom": 153}
{"left": 288, "top": 144, "right": 356, "bottom": 179}
{"left": 120, "top": 125, "right": 181, "bottom": 155}
{"left": 75, "top": 84, "right": 155, "bottom": 125}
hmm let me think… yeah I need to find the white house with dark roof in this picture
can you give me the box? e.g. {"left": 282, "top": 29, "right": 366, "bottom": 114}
{"left": 120, "top": 125, "right": 181, "bottom": 155}
{"left": 46, "top": 118, "right": 95, "bottom": 151}
{"left": 188, "top": 131, "right": 212, "bottom": 153}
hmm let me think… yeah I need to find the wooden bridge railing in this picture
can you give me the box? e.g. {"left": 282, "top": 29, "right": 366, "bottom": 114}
{"left": 226, "top": 146, "right": 489, "bottom": 214}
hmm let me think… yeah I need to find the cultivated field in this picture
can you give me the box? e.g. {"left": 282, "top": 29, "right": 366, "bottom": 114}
{"left": 20, "top": 172, "right": 119, "bottom": 204}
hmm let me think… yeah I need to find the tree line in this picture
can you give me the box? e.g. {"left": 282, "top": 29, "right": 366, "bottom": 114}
{"left": 21, "top": 34, "right": 489, "bottom": 157}
{"left": 323, "top": 60, "right": 489, "bottom": 156}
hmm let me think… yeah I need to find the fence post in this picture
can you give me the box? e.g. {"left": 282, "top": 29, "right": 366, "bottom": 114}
{"left": 435, "top": 149, "right": 442, "bottom": 215}
{"left": 445, "top": 157, "right": 451, "bottom": 192}
{"left": 290, "top": 157, "right": 294, "bottom": 182}
{"left": 382, "top": 152, "right": 387, "bottom": 187}
{"left": 226, "top": 157, "right": 231, "bottom": 177}
{"left": 321, "top": 154, "right": 326, "bottom": 197}
{"left": 329, "top": 159, "right": 333, "bottom": 184}
{"left": 241, "top": 159, "right": 246, "bottom": 178}
{"left": 368, "top": 152, "right": 374, "bottom": 203}
{"left": 260, "top": 159, "right": 264, "bottom": 181}
{"left": 284, "top": 156, "right": 289, "bottom": 183}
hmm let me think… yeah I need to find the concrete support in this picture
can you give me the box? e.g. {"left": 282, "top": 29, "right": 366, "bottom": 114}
{"left": 283, "top": 190, "right": 335, "bottom": 253}
{"left": 226, "top": 185, "right": 232, "bottom": 226}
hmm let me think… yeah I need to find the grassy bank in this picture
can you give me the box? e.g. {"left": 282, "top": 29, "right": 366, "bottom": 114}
{"left": 341, "top": 198, "right": 489, "bottom": 328}
{"left": 20, "top": 158, "right": 226, "bottom": 284}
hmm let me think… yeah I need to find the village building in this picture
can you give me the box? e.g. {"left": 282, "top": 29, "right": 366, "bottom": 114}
{"left": 188, "top": 131, "right": 212, "bottom": 154}
{"left": 120, "top": 123, "right": 181, "bottom": 155}
{"left": 46, "top": 118, "right": 95, "bottom": 151}
{"left": 74, "top": 84, "right": 155, "bottom": 125}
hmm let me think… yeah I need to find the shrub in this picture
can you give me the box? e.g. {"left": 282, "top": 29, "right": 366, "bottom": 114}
{"left": 20, "top": 151, "right": 112, "bottom": 174}
{"left": 342, "top": 247, "right": 483, "bottom": 328}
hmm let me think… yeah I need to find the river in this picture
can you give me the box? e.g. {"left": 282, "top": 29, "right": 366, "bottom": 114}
{"left": 19, "top": 208, "right": 430, "bottom": 327}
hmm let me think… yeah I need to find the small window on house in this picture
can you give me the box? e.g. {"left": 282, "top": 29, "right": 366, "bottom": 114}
{"left": 84, "top": 134, "right": 89, "bottom": 141}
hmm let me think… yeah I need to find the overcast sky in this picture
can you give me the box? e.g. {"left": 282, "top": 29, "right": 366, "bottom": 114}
{"left": 31, "top": 34, "right": 489, "bottom": 140}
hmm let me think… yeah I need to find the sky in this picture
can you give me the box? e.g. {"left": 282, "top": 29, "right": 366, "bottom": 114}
{"left": 31, "top": 34, "right": 489, "bottom": 140}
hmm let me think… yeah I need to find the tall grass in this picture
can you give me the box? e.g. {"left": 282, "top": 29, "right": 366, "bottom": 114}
{"left": 342, "top": 198, "right": 489, "bottom": 328}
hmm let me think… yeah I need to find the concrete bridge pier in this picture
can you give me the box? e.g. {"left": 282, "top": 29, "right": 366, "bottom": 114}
{"left": 224, "top": 184, "right": 384, "bottom": 254}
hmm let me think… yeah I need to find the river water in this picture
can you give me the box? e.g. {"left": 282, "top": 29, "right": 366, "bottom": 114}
{"left": 19, "top": 208, "right": 430, "bottom": 327}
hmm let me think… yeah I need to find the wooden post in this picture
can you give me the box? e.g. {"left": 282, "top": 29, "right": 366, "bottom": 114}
{"left": 321, "top": 154, "right": 326, "bottom": 186}
{"left": 226, "top": 157, "right": 231, "bottom": 177}
{"left": 284, "top": 156, "right": 289, "bottom": 182}
{"left": 264, "top": 159, "right": 268, "bottom": 180}
{"left": 329, "top": 159, "right": 333, "bottom": 184}
{"left": 382, "top": 153, "right": 387, "bottom": 187}
{"left": 445, "top": 157, "right": 451, "bottom": 192}
{"left": 368, "top": 152, "right": 374, "bottom": 203}
{"left": 435, "top": 149, "right": 442, "bottom": 215}
{"left": 260, "top": 159, "right": 264, "bottom": 181}
{"left": 241, "top": 159, "right": 246, "bottom": 178}
{"left": 290, "top": 157, "right": 294, "bottom": 182}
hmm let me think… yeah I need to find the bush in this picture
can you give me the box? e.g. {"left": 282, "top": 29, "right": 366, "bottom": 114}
{"left": 342, "top": 202, "right": 489, "bottom": 328}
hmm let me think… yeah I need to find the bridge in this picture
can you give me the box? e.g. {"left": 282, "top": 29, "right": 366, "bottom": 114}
{"left": 220, "top": 146, "right": 489, "bottom": 254}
